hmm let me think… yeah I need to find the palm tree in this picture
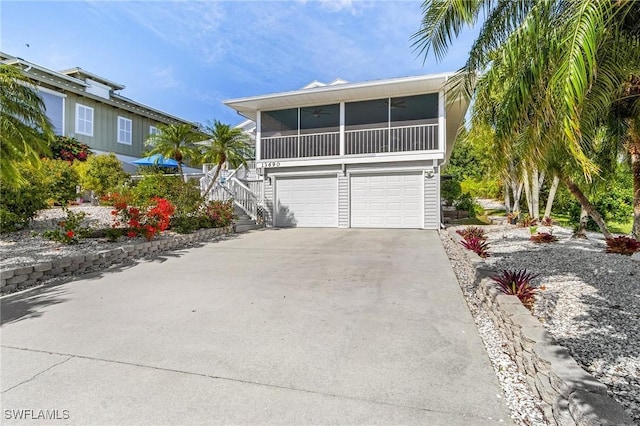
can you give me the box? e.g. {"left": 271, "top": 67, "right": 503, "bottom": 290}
{"left": 0, "top": 64, "right": 53, "bottom": 185}
{"left": 412, "top": 0, "right": 639, "bottom": 238}
{"left": 145, "top": 123, "right": 200, "bottom": 179}
{"left": 199, "top": 120, "right": 251, "bottom": 198}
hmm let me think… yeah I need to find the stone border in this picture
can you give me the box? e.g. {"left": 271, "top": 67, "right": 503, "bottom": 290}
{"left": 1, "top": 226, "right": 234, "bottom": 294}
{"left": 446, "top": 227, "right": 633, "bottom": 426}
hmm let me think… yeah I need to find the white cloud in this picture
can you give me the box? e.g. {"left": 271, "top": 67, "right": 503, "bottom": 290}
{"left": 152, "top": 66, "right": 181, "bottom": 89}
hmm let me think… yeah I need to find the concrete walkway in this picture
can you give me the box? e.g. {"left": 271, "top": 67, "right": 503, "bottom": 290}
{"left": 1, "top": 229, "right": 511, "bottom": 425}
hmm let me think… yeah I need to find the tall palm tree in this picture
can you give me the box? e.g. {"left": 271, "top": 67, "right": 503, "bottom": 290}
{"left": 0, "top": 64, "right": 53, "bottom": 185}
{"left": 200, "top": 120, "right": 251, "bottom": 198}
{"left": 412, "top": 0, "right": 639, "bottom": 238}
{"left": 145, "top": 123, "right": 200, "bottom": 178}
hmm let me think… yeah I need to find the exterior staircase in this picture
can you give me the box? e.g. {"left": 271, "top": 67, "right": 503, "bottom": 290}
{"left": 200, "top": 161, "right": 265, "bottom": 233}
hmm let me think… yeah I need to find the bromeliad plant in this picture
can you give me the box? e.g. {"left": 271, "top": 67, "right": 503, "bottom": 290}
{"left": 456, "top": 226, "right": 487, "bottom": 240}
{"left": 530, "top": 232, "right": 558, "bottom": 244}
{"left": 605, "top": 236, "right": 640, "bottom": 255}
{"left": 491, "top": 269, "right": 540, "bottom": 309}
{"left": 42, "top": 207, "right": 90, "bottom": 244}
{"left": 460, "top": 236, "right": 490, "bottom": 258}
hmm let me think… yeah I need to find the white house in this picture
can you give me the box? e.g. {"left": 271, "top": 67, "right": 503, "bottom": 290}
{"left": 218, "top": 73, "right": 469, "bottom": 229}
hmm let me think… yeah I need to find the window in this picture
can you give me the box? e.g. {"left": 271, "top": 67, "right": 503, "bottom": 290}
{"left": 118, "top": 117, "right": 132, "bottom": 145}
{"left": 75, "top": 104, "right": 94, "bottom": 136}
{"left": 39, "top": 89, "right": 65, "bottom": 135}
{"left": 149, "top": 126, "right": 159, "bottom": 136}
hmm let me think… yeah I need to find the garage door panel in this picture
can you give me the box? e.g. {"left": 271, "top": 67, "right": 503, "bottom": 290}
{"left": 276, "top": 176, "right": 337, "bottom": 227}
{"left": 350, "top": 173, "right": 423, "bottom": 229}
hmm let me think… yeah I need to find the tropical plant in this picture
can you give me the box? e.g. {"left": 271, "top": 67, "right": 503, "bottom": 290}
{"left": 107, "top": 194, "right": 175, "bottom": 241}
{"left": 412, "top": 0, "right": 639, "bottom": 240}
{"left": 460, "top": 236, "right": 490, "bottom": 258}
{"left": 491, "top": 269, "right": 540, "bottom": 308}
{"left": 75, "top": 153, "right": 130, "bottom": 197}
{"left": 42, "top": 207, "right": 90, "bottom": 244}
{"left": 530, "top": 232, "right": 558, "bottom": 244}
{"left": 0, "top": 64, "right": 53, "bottom": 185}
{"left": 456, "top": 226, "right": 487, "bottom": 241}
{"left": 145, "top": 123, "right": 201, "bottom": 178}
{"left": 0, "top": 163, "right": 49, "bottom": 232}
{"left": 200, "top": 120, "right": 252, "bottom": 198}
{"left": 49, "top": 136, "right": 91, "bottom": 162}
{"left": 40, "top": 158, "right": 80, "bottom": 205}
{"left": 605, "top": 236, "right": 640, "bottom": 255}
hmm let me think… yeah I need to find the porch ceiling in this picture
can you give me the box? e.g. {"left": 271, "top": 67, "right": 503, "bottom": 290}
{"left": 224, "top": 73, "right": 455, "bottom": 119}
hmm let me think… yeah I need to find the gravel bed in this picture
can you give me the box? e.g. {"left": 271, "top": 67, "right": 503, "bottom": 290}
{"left": 0, "top": 205, "right": 176, "bottom": 271}
{"left": 479, "top": 225, "right": 640, "bottom": 423}
{"left": 440, "top": 231, "right": 548, "bottom": 425}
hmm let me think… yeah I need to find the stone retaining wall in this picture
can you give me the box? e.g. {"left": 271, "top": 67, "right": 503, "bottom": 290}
{"left": 1, "top": 226, "right": 234, "bottom": 294}
{"left": 447, "top": 227, "right": 633, "bottom": 426}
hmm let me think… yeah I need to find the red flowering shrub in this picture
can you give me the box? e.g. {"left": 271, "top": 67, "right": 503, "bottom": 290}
{"left": 49, "top": 136, "right": 91, "bottom": 162}
{"left": 42, "top": 207, "right": 89, "bottom": 244}
{"left": 106, "top": 194, "right": 175, "bottom": 241}
{"left": 203, "top": 200, "right": 234, "bottom": 228}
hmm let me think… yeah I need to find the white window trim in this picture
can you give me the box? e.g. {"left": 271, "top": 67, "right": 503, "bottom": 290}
{"left": 149, "top": 125, "right": 159, "bottom": 136}
{"left": 75, "top": 104, "right": 94, "bottom": 137}
{"left": 118, "top": 116, "right": 133, "bottom": 145}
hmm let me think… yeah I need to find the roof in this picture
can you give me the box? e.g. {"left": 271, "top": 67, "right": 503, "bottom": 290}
{"left": 1, "top": 51, "right": 195, "bottom": 126}
{"left": 224, "top": 72, "right": 456, "bottom": 120}
{"left": 59, "top": 67, "right": 125, "bottom": 90}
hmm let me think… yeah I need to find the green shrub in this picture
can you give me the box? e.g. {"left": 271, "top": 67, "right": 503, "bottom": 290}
{"left": 460, "top": 177, "right": 501, "bottom": 199}
{"left": 40, "top": 158, "right": 80, "bottom": 205}
{"left": 454, "top": 192, "right": 482, "bottom": 216}
{"left": 441, "top": 179, "right": 461, "bottom": 206}
{"left": 0, "top": 165, "right": 49, "bottom": 232}
{"left": 76, "top": 153, "right": 130, "bottom": 197}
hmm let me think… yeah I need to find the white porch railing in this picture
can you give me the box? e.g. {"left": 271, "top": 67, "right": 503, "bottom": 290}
{"left": 259, "top": 124, "right": 438, "bottom": 160}
{"left": 261, "top": 132, "right": 340, "bottom": 159}
{"left": 345, "top": 124, "right": 438, "bottom": 155}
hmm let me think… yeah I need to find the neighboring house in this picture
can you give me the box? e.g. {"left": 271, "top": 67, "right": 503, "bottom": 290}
{"left": 222, "top": 74, "right": 469, "bottom": 229}
{"left": 0, "top": 52, "right": 196, "bottom": 170}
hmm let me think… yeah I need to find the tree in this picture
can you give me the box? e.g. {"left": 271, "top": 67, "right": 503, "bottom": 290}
{"left": 412, "top": 0, "right": 639, "bottom": 238}
{"left": 145, "top": 123, "right": 200, "bottom": 179}
{"left": 0, "top": 64, "right": 53, "bottom": 185}
{"left": 199, "top": 120, "right": 252, "bottom": 198}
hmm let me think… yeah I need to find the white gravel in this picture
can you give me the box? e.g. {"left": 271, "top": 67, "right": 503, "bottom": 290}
{"left": 441, "top": 231, "right": 548, "bottom": 426}
{"left": 0, "top": 205, "right": 175, "bottom": 271}
{"left": 478, "top": 225, "right": 639, "bottom": 423}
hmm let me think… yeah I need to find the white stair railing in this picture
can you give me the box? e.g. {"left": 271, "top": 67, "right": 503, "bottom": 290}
{"left": 201, "top": 163, "right": 265, "bottom": 224}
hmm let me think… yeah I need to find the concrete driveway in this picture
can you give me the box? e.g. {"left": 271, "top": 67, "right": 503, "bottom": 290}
{"left": 1, "top": 229, "right": 511, "bottom": 425}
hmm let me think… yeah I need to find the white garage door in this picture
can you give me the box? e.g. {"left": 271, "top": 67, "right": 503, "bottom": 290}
{"left": 351, "top": 173, "right": 423, "bottom": 228}
{"left": 275, "top": 176, "right": 338, "bottom": 227}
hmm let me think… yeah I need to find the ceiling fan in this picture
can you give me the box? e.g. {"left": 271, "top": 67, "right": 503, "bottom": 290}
{"left": 303, "top": 107, "right": 331, "bottom": 118}
{"left": 390, "top": 99, "right": 406, "bottom": 109}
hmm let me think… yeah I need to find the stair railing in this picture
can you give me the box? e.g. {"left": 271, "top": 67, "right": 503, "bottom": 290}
{"left": 202, "top": 163, "right": 264, "bottom": 223}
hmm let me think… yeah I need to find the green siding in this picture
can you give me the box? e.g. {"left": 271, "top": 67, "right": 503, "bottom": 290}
{"left": 64, "top": 94, "right": 164, "bottom": 157}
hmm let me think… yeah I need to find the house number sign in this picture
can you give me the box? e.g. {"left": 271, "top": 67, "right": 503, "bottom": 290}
{"left": 259, "top": 162, "right": 281, "bottom": 168}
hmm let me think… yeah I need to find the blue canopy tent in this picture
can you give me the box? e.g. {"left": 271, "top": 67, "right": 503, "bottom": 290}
{"left": 131, "top": 154, "right": 179, "bottom": 168}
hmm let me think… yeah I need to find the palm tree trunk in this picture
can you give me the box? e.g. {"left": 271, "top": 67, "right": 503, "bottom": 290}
{"left": 504, "top": 181, "right": 512, "bottom": 214}
{"left": 574, "top": 207, "right": 589, "bottom": 239}
{"left": 629, "top": 135, "right": 640, "bottom": 240}
{"left": 177, "top": 163, "right": 184, "bottom": 181}
{"left": 562, "top": 176, "right": 612, "bottom": 239}
{"left": 523, "top": 169, "right": 533, "bottom": 217}
{"left": 202, "top": 160, "right": 225, "bottom": 199}
{"left": 532, "top": 168, "right": 541, "bottom": 220}
{"left": 543, "top": 175, "right": 560, "bottom": 220}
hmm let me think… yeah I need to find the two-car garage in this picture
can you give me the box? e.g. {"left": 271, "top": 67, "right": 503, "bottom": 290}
{"left": 274, "top": 171, "right": 431, "bottom": 229}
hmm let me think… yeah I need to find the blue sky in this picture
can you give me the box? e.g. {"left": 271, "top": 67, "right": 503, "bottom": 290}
{"left": 1, "top": 1, "right": 479, "bottom": 126}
